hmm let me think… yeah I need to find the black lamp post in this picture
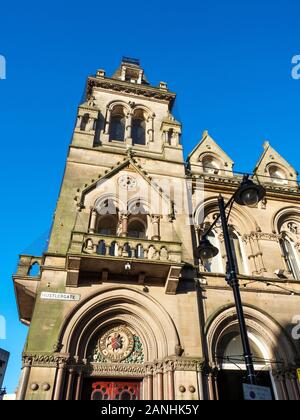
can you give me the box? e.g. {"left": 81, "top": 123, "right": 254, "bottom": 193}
{"left": 198, "top": 175, "right": 266, "bottom": 385}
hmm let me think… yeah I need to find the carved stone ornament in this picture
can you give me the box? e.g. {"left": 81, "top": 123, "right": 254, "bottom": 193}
{"left": 118, "top": 174, "right": 137, "bottom": 191}
{"left": 99, "top": 326, "right": 135, "bottom": 362}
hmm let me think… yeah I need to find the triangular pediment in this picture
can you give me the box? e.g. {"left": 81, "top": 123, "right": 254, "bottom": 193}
{"left": 77, "top": 155, "right": 174, "bottom": 217}
{"left": 187, "top": 131, "right": 234, "bottom": 176}
{"left": 254, "top": 142, "right": 298, "bottom": 184}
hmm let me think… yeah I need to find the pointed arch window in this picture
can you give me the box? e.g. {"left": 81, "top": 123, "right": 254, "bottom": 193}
{"left": 281, "top": 235, "right": 300, "bottom": 280}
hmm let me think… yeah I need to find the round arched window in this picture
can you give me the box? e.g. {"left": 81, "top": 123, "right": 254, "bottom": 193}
{"left": 202, "top": 156, "right": 220, "bottom": 174}
{"left": 268, "top": 165, "right": 288, "bottom": 185}
{"left": 128, "top": 220, "right": 146, "bottom": 239}
{"left": 109, "top": 106, "right": 126, "bottom": 142}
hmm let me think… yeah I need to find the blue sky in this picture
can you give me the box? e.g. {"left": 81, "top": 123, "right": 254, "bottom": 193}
{"left": 0, "top": 0, "right": 300, "bottom": 393}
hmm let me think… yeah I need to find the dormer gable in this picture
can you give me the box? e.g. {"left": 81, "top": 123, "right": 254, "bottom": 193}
{"left": 254, "top": 141, "right": 298, "bottom": 187}
{"left": 187, "top": 131, "right": 234, "bottom": 176}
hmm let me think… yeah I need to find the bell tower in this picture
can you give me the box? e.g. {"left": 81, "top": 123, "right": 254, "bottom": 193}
{"left": 72, "top": 56, "right": 183, "bottom": 162}
{"left": 13, "top": 58, "right": 202, "bottom": 401}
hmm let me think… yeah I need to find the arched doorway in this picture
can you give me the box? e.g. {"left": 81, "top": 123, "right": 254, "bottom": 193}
{"left": 215, "top": 329, "right": 275, "bottom": 400}
{"left": 58, "top": 286, "right": 180, "bottom": 400}
{"left": 206, "top": 306, "right": 298, "bottom": 401}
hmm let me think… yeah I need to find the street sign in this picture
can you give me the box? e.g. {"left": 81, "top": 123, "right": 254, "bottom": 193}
{"left": 297, "top": 368, "right": 300, "bottom": 382}
{"left": 40, "top": 292, "right": 81, "bottom": 302}
{"left": 243, "top": 384, "right": 272, "bottom": 401}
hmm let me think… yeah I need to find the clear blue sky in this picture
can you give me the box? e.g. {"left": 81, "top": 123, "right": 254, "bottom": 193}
{"left": 0, "top": 0, "right": 299, "bottom": 393}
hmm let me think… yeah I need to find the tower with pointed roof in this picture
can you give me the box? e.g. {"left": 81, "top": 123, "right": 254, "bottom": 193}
{"left": 13, "top": 59, "right": 300, "bottom": 400}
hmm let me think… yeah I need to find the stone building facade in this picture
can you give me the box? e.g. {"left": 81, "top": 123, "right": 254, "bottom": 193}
{"left": 13, "top": 58, "right": 300, "bottom": 400}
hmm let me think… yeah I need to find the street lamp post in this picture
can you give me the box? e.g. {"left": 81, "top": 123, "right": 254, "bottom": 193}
{"left": 198, "top": 175, "right": 266, "bottom": 386}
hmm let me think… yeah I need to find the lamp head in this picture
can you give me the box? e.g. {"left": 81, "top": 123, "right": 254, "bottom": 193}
{"left": 197, "top": 238, "right": 219, "bottom": 261}
{"left": 234, "top": 175, "right": 266, "bottom": 207}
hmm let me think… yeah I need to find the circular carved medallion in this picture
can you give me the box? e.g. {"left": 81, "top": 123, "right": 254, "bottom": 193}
{"left": 118, "top": 175, "right": 137, "bottom": 191}
{"left": 99, "top": 326, "right": 135, "bottom": 362}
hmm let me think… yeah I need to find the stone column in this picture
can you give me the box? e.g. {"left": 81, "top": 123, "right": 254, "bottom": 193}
{"left": 163, "top": 130, "right": 168, "bottom": 144}
{"left": 155, "top": 363, "right": 164, "bottom": 400}
{"left": 147, "top": 116, "right": 154, "bottom": 142}
{"left": 89, "top": 209, "right": 98, "bottom": 233}
{"left": 207, "top": 372, "right": 216, "bottom": 400}
{"left": 151, "top": 215, "right": 161, "bottom": 241}
{"left": 53, "top": 362, "right": 66, "bottom": 400}
{"left": 194, "top": 225, "right": 201, "bottom": 248}
{"left": 87, "top": 117, "right": 95, "bottom": 132}
{"left": 65, "top": 368, "right": 75, "bottom": 401}
{"left": 76, "top": 115, "right": 82, "bottom": 129}
{"left": 286, "top": 367, "right": 300, "bottom": 400}
{"left": 75, "top": 371, "right": 83, "bottom": 401}
{"left": 120, "top": 213, "right": 128, "bottom": 237}
{"left": 145, "top": 365, "right": 154, "bottom": 400}
{"left": 104, "top": 109, "right": 112, "bottom": 134}
{"left": 147, "top": 375, "right": 153, "bottom": 400}
{"left": 197, "top": 369, "right": 204, "bottom": 401}
{"left": 273, "top": 369, "right": 289, "bottom": 400}
{"left": 138, "top": 70, "right": 143, "bottom": 84}
{"left": 167, "top": 371, "right": 175, "bottom": 400}
{"left": 164, "top": 361, "right": 175, "bottom": 400}
{"left": 213, "top": 369, "right": 219, "bottom": 401}
{"left": 16, "top": 360, "right": 32, "bottom": 400}
{"left": 126, "top": 113, "right": 133, "bottom": 141}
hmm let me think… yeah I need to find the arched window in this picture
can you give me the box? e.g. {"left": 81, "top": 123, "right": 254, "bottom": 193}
{"left": 123, "top": 243, "right": 132, "bottom": 258}
{"left": 28, "top": 262, "right": 40, "bottom": 277}
{"left": 97, "top": 215, "right": 118, "bottom": 236}
{"left": 109, "top": 106, "right": 126, "bottom": 142}
{"left": 132, "top": 110, "right": 146, "bottom": 146}
{"left": 203, "top": 231, "right": 224, "bottom": 273}
{"left": 127, "top": 220, "right": 146, "bottom": 239}
{"left": 109, "top": 241, "right": 118, "bottom": 257}
{"left": 230, "top": 231, "right": 247, "bottom": 275}
{"left": 268, "top": 165, "right": 288, "bottom": 185}
{"left": 202, "top": 155, "right": 220, "bottom": 174}
{"left": 80, "top": 114, "right": 89, "bottom": 131}
{"left": 281, "top": 236, "right": 300, "bottom": 280}
{"left": 97, "top": 240, "right": 106, "bottom": 256}
{"left": 216, "top": 328, "right": 274, "bottom": 400}
{"left": 218, "top": 331, "right": 264, "bottom": 364}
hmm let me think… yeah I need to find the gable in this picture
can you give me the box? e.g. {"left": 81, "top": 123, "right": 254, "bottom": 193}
{"left": 76, "top": 156, "right": 174, "bottom": 217}
{"left": 254, "top": 142, "right": 298, "bottom": 185}
{"left": 187, "top": 131, "right": 234, "bottom": 176}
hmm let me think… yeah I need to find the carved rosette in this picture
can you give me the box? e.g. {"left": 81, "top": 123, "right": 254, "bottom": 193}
{"left": 99, "top": 326, "right": 134, "bottom": 362}
{"left": 91, "top": 326, "right": 144, "bottom": 365}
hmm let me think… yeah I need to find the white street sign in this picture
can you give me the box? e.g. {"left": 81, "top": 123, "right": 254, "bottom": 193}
{"left": 243, "top": 384, "right": 272, "bottom": 401}
{"left": 40, "top": 292, "right": 81, "bottom": 302}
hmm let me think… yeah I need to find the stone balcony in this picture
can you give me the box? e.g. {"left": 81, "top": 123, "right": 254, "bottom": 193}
{"left": 13, "top": 255, "right": 43, "bottom": 325}
{"left": 66, "top": 232, "right": 183, "bottom": 294}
